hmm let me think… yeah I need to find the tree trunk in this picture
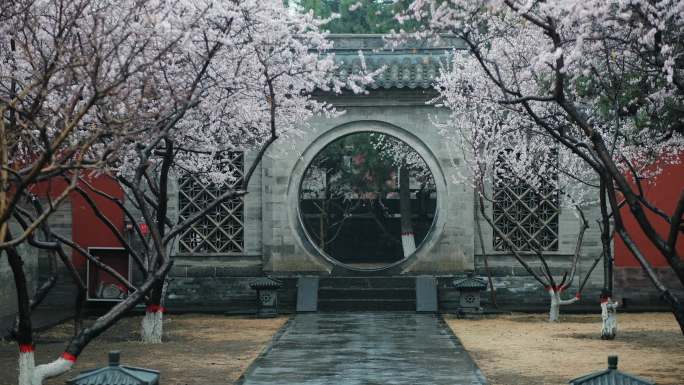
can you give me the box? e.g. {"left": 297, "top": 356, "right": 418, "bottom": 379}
{"left": 141, "top": 307, "right": 164, "bottom": 343}
{"left": 547, "top": 288, "right": 580, "bottom": 322}
{"left": 600, "top": 297, "right": 618, "bottom": 340}
{"left": 660, "top": 289, "right": 684, "bottom": 335}
{"left": 3, "top": 236, "right": 62, "bottom": 385}
{"left": 18, "top": 340, "right": 75, "bottom": 385}
{"left": 475, "top": 200, "right": 497, "bottom": 307}
{"left": 548, "top": 289, "right": 561, "bottom": 322}
{"left": 399, "top": 165, "right": 415, "bottom": 257}
{"left": 19, "top": 351, "right": 75, "bottom": 385}
{"left": 141, "top": 281, "right": 165, "bottom": 344}
{"left": 18, "top": 346, "right": 35, "bottom": 385}
{"left": 599, "top": 181, "right": 614, "bottom": 296}
{"left": 615, "top": 225, "right": 684, "bottom": 333}
{"left": 141, "top": 280, "right": 165, "bottom": 344}
{"left": 604, "top": 180, "right": 684, "bottom": 334}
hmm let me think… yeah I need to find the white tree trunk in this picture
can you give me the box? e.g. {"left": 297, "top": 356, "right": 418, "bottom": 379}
{"left": 401, "top": 232, "right": 416, "bottom": 257}
{"left": 141, "top": 308, "right": 164, "bottom": 344}
{"left": 547, "top": 288, "right": 579, "bottom": 322}
{"left": 19, "top": 348, "right": 74, "bottom": 385}
{"left": 399, "top": 165, "right": 416, "bottom": 258}
{"left": 18, "top": 349, "right": 35, "bottom": 385}
{"left": 548, "top": 290, "right": 561, "bottom": 322}
{"left": 601, "top": 298, "right": 618, "bottom": 340}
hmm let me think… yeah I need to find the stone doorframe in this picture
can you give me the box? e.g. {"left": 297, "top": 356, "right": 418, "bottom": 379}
{"left": 285, "top": 120, "right": 449, "bottom": 275}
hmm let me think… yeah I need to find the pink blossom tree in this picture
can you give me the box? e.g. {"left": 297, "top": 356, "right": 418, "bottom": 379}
{"left": 433, "top": 53, "right": 602, "bottom": 321}
{"left": 405, "top": 0, "right": 684, "bottom": 332}
{"left": 1, "top": 0, "right": 375, "bottom": 383}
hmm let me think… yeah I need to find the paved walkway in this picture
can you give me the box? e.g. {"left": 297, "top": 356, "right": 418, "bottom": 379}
{"left": 237, "top": 312, "right": 487, "bottom": 385}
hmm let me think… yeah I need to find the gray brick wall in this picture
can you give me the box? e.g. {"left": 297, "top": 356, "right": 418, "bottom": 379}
{"left": 38, "top": 200, "right": 79, "bottom": 308}
{"left": 472, "top": 186, "right": 607, "bottom": 303}
{"left": 1, "top": 200, "right": 76, "bottom": 319}
{"left": 165, "top": 274, "right": 297, "bottom": 313}
{"left": 614, "top": 267, "right": 684, "bottom": 309}
{"left": 260, "top": 89, "right": 474, "bottom": 274}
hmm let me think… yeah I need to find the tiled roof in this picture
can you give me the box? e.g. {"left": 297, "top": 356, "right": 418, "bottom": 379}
{"left": 66, "top": 352, "right": 159, "bottom": 385}
{"left": 453, "top": 276, "right": 488, "bottom": 290}
{"left": 336, "top": 54, "right": 446, "bottom": 89}
{"left": 569, "top": 356, "right": 654, "bottom": 385}
{"left": 249, "top": 277, "right": 283, "bottom": 290}
{"left": 67, "top": 367, "right": 159, "bottom": 385}
{"left": 326, "top": 34, "right": 462, "bottom": 90}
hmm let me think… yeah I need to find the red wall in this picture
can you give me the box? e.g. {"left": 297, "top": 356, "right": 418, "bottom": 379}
{"left": 614, "top": 153, "right": 684, "bottom": 267}
{"left": 29, "top": 174, "right": 125, "bottom": 270}
{"left": 69, "top": 175, "right": 125, "bottom": 270}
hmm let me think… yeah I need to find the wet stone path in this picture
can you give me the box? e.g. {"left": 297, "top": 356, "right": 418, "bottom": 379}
{"left": 237, "top": 312, "right": 488, "bottom": 385}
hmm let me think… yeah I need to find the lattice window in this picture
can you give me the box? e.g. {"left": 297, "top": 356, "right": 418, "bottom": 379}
{"left": 177, "top": 152, "right": 244, "bottom": 254}
{"left": 492, "top": 163, "right": 559, "bottom": 251}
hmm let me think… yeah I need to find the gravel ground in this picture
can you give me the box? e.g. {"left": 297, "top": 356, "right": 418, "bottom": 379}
{"left": 446, "top": 312, "right": 684, "bottom": 385}
{"left": 2, "top": 312, "right": 680, "bottom": 385}
{"left": 0, "top": 314, "right": 288, "bottom": 385}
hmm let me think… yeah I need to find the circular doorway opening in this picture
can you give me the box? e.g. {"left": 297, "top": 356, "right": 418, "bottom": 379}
{"left": 298, "top": 132, "right": 437, "bottom": 270}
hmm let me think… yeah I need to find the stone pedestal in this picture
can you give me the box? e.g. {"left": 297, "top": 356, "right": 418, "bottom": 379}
{"left": 250, "top": 277, "right": 282, "bottom": 318}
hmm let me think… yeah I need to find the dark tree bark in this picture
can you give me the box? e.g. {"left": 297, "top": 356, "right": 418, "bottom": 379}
{"left": 599, "top": 179, "right": 614, "bottom": 296}
{"left": 475, "top": 198, "right": 498, "bottom": 308}
{"left": 5, "top": 232, "right": 33, "bottom": 347}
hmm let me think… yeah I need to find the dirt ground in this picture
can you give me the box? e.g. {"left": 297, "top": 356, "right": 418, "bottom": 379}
{"left": 446, "top": 312, "right": 684, "bottom": 385}
{"left": 0, "top": 314, "right": 287, "bottom": 385}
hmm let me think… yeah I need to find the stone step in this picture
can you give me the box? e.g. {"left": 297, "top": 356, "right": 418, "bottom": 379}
{"left": 318, "top": 298, "right": 415, "bottom": 312}
{"left": 316, "top": 277, "right": 417, "bottom": 312}
{"left": 318, "top": 277, "right": 416, "bottom": 289}
{"left": 318, "top": 288, "right": 416, "bottom": 300}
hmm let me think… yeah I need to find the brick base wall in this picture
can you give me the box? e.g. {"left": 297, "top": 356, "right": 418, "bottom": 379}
{"left": 614, "top": 267, "right": 684, "bottom": 310}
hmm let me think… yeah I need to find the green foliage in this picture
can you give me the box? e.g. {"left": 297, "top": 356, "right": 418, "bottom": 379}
{"left": 306, "top": 132, "right": 398, "bottom": 195}
{"left": 303, "top": 132, "right": 435, "bottom": 199}
{"left": 289, "top": 0, "right": 420, "bottom": 34}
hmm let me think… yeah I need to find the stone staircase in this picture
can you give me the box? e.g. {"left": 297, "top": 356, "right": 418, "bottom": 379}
{"left": 318, "top": 277, "right": 416, "bottom": 311}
